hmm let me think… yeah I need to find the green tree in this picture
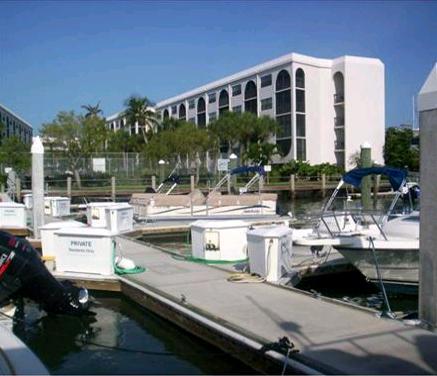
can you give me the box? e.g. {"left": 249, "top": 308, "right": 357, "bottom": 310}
{"left": 124, "top": 95, "right": 158, "bottom": 144}
{"left": 81, "top": 102, "right": 103, "bottom": 118}
{"left": 0, "top": 136, "right": 31, "bottom": 174}
{"left": 40, "top": 111, "right": 108, "bottom": 187}
{"left": 384, "top": 127, "right": 419, "bottom": 171}
{"left": 244, "top": 142, "right": 280, "bottom": 165}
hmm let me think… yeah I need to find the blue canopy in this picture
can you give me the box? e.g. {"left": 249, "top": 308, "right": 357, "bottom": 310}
{"left": 343, "top": 167, "right": 407, "bottom": 191}
{"left": 231, "top": 166, "right": 265, "bottom": 176}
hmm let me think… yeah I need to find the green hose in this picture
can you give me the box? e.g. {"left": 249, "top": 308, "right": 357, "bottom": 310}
{"left": 112, "top": 241, "right": 146, "bottom": 275}
{"left": 172, "top": 253, "right": 248, "bottom": 265}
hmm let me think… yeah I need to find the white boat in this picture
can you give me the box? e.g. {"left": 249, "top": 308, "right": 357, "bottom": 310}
{"left": 130, "top": 166, "right": 278, "bottom": 221}
{"left": 294, "top": 167, "right": 420, "bottom": 292}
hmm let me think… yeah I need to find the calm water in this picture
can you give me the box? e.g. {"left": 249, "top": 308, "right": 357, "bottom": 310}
{"left": 13, "top": 292, "right": 256, "bottom": 375}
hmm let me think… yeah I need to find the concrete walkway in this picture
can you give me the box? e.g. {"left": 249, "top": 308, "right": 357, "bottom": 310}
{"left": 117, "top": 236, "right": 437, "bottom": 374}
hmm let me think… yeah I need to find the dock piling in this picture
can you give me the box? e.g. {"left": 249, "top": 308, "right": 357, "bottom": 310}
{"left": 67, "top": 176, "right": 72, "bottom": 198}
{"left": 289, "top": 174, "right": 295, "bottom": 197}
{"left": 360, "top": 143, "right": 372, "bottom": 210}
{"left": 111, "top": 176, "right": 116, "bottom": 202}
{"left": 31, "top": 137, "right": 45, "bottom": 239}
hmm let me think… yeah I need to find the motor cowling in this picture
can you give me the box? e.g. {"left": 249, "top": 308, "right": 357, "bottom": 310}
{"left": 0, "top": 231, "right": 90, "bottom": 315}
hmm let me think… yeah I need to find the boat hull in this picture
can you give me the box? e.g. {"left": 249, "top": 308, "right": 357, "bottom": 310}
{"left": 334, "top": 239, "right": 419, "bottom": 288}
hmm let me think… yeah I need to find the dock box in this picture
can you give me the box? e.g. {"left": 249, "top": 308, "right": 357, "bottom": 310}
{"left": 54, "top": 227, "right": 115, "bottom": 275}
{"left": 0, "top": 202, "right": 26, "bottom": 228}
{"left": 40, "top": 221, "right": 87, "bottom": 258}
{"left": 44, "top": 197, "right": 71, "bottom": 217}
{"left": 190, "top": 220, "right": 248, "bottom": 261}
{"left": 247, "top": 226, "right": 293, "bottom": 282}
{"left": 86, "top": 202, "right": 128, "bottom": 228}
{"left": 105, "top": 204, "right": 134, "bottom": 234}
{"left": 23, "top": 194, "right": 33, "bottom": 209}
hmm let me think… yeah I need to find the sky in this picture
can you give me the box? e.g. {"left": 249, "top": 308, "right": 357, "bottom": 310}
{"left": 1, "top": 0, "right": 436, "bottom": 132}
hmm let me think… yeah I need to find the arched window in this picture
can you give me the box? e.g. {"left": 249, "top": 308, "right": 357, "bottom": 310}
{"left": 276, "top": 70, "right": 291, "bottom": 91}
{"left": 275, "top": 69, "right": 292, "bottom": 157}
{"left": 197, "top": 97, "right": 206, "bottom": 128}
{"left": 218, "top": 90, "right": 229, "bottom": 115}
{"left": 244, "top": 80, "right": 257, "bottom": 114}
{"left": 333, "top": 71, "right": 345, "bottom": 168}
{"left": 163, "top": 109, "right": 169, "bottom": 120}
{"left": 333, "top": 72, "right": 344, "bottom": 103}
{"left": 295, "top": 68, "right": 306, "bottom": 161}
{"left": 295, "top": 68, "right": 305, "bottom": 89}
{"left": 179, "top": 103, "right": 186, "bottom": 120}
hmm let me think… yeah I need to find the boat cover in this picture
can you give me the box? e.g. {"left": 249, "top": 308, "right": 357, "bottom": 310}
{"left": 343, "top": 167, "right": 407, "bottom": 191}
{"left": 231, "top": 166, "right": 265, "bottom": 175}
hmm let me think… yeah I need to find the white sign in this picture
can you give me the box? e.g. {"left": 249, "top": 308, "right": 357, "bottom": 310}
{"left": 217, "top": 159, "right": 229, "bottom": 172}
{"left": 92, "top": 158, "right": 106, "bottom": 173}
{"left": 264, "top": 165, "right": 272, "bottom": 172}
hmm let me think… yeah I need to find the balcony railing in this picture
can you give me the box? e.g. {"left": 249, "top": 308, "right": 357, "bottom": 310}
{"left": 334, "top": 93, "right": 344, "bottom": 104}
{"left": 335, "top": 117, "right": 345, "bottom": 126}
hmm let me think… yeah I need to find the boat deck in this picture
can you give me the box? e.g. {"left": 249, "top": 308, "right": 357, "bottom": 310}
{"left": 114, "top": 235, "right": 437, "bottom": 374}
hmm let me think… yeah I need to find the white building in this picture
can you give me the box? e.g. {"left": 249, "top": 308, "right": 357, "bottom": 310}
{"left": 0, "top": 103, "right": 33, "bottom": 144}
{"left": 105, "top": 107, "right": 156, "bottom": 136}
{"left": 156, "top": 52, "right": 385, "bottom": 169}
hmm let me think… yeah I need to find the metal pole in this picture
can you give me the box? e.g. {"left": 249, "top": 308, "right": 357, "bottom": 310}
{"left": 31, "top": 137, "right": 45, "bottom": 239}
{"left": 360, "top": 143, "right": 372, "bottom": 210}
{"left": 369, "top": 237, "right": 395, "bottom": 318}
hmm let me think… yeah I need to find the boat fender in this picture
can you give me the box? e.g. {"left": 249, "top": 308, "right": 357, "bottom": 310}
{"left": 115, "top": 256, "right": 136, "bottom": 270}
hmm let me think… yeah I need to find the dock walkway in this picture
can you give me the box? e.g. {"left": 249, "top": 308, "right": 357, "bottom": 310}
{"left": 117, "top": 235, "right": 437, "bottom": 374}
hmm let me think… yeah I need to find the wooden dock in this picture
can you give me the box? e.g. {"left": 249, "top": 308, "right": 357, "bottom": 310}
{"left": 98, "top": 236, "right": 437, "bottom": 375}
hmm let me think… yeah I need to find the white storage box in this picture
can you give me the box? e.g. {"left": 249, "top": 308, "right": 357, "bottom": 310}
{"left": 54, "top": 227, "right": 115, "bottom": 275}
{"left": 0, "top": 202, "right": 26, "bottom": 228}
{"left": 105, "top": 204, "right": 134, "bottom": 234}
{"left": 190, "top": 220, "right": 248, "bottom": 261}
{"left": 86, "top": 202, "right": 127, "bottom": 228}
{"left": 50, "top": 197, "right": 70, "bottom": 217}
{"left": 247, "top": 226, "right": 293, "bottom": 282}
{"left": 23, "top": 194, "right": 33, "bottom": 209}
{"left": 40, "top": 221, "right": 87, "bottom": 257}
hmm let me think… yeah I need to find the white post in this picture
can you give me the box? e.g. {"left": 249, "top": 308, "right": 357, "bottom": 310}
{"left": 31, "top": 136, "right": 45, "bottom": 239}
{"left": 418, "top": 63, "right": 437, "bottom": 328}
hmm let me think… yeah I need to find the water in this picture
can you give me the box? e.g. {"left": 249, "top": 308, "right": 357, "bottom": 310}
{"left": 13, "top": 292, "right": 256, "bottom": 375}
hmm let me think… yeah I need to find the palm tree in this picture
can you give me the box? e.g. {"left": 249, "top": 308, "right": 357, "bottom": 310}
{"left": 123, "top": 95, "right": 158, "bottom": 143}
{"left": 81, "top": 102, "right": 103, "bottom": 118}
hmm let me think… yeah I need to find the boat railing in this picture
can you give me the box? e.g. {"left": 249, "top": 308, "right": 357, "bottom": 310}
{"left": 316, "top": 209, "right": 388, "bottom": 240}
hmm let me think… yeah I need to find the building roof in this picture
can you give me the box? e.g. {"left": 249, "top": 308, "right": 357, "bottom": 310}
{"left": 105, "top": 111, "right": 125, "bottom": 122}
{"left": 156, "top": 52, "right": 382, "bottom": 108}
{"left": 0, "top": 103, "right": 32, "bottom": 128}
{"left": 418, "top": 62, "right": 437, "bottom": 112}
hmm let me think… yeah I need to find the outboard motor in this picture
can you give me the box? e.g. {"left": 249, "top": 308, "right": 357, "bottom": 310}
{"left": 0, "top": 231, "right": 90, "bottom": 315}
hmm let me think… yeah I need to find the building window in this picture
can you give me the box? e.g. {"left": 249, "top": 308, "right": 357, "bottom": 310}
{"left": 197, "top": 97, "right": 206, "bottom": 128}
{"left": 232, "top": 84, "right": 241, "bottom": 96}
{"left": 275, "top": 70, "right": 292, "bottom": 157}
{"left": 209, "top": 112, "right": 217, "bottom": 121}
{"left": 189, "top": 99, "right": 195, "bottom": 109}
{"left": 276, "top": 70, "right": 291, "bottom": 91}
{"left": 179, "top": 103, "right": 186, "bottom": 120}
{"left": 296, "top": 139, "right": 306, "bottom": 161}
{"left": 163, "top": 109, "right": 169, "bottom": 120}
{"left": 296, "top": 89, "right": 305, "bottom": 113}
{"left": 296, "top": 114, "right": 306, "bottom": 137}
{"left": 208, "top": 93, "right": 216, "bottom": 103}
{"left": 261, "top": 74, "right": 272, "bottom": 88}
{"left": 232, "top": 105, "right": 242, "bottom": 113}
{"left": 275, "top": 90, "right": 291, "bottom": 114}
{"left": 295, "top": 68, "right": 305, "bottom": 89}
{"left": 219, "top": 90, "right": 229, "bottom": 115}
{"left": 244, "top": 80, "right": 257, "bottom": 114}
{"left": 171, "top": 105, "right": 177, "bottom": 115}
{"left": 276, "top": 114, "right": 292, "bottom": 138}
{"left": 261, "top": 98, "right": 272, "bottom": 111}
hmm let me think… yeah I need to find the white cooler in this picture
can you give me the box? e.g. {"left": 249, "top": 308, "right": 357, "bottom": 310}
{"left": 0, "top": 202, "right": 26, "bottom": 228}
{"left": 190, "top": 220, "right": 248, "bottom": 261}
{"left": 50, "top": 197, "right": 70, "bottom": 217}
{"left": 40, "top": 221, "right": 87, "bottom": 258}
{"left": 247, "top": 226, "right": 293, "bottom": 283}
{"left": 54, "top": 227, "right": 115, "bottom": 275}
{"left": 86, "top": 202, "right": 127, "bottom": 228}
{"left": 105, "top": 204, "right": 134, "bottom": 234}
